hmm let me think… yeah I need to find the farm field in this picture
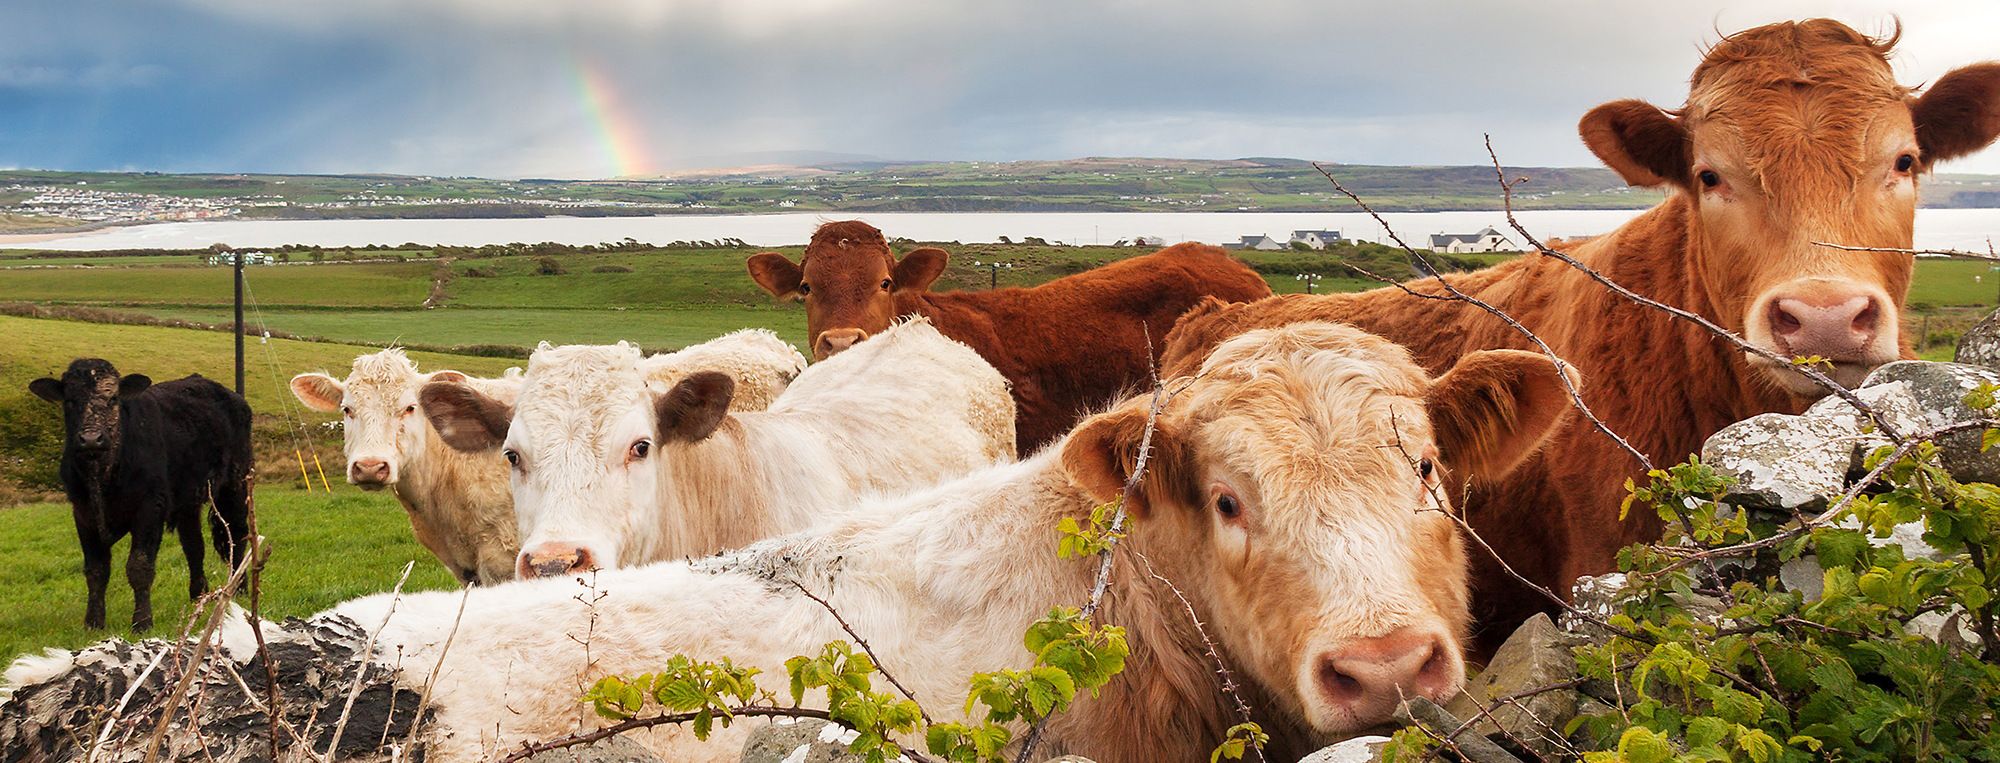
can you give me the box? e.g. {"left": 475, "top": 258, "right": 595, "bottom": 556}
{"left": 144, "top": 306, "right": 814, "bottom": 352}
{"left": 0, "top": 487, "right": 461, "bottom": 665}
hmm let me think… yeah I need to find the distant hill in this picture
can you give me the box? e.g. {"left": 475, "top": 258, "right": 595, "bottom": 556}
{"left": 3, "top": 158, "right": 1997, "bottom": 230}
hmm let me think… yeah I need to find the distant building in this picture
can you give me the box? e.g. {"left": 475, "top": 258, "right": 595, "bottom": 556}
{"left": 1429, "top": 227, "right": 1514, "bottom": 253}
{"left": 1134, "top": 235, "right": 1167, "bottom": 247}
{"left": 1289, "top": 230, "right": 1344, "bottom": 250}
{"left": 207, "top": 251, "right": 274, "bottom": 266}
{"left": 1221, "top": 234, "right": 1286, "bottom": 251}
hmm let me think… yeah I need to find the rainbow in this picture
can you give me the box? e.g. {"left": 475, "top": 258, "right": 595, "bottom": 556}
{"left": 569, "top": 56, "right": 653, "bottom": 178}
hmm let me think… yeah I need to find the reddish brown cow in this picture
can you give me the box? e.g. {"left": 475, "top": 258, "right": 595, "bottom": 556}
{"left": 1162, "top": 19, "right": 2000, "bottom": 653}
{"left": 748, "top": 221, "right": 1272, "bottom": 450}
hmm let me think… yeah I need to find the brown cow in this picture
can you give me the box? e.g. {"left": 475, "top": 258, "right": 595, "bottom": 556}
{"left": 747, "top": 221, "right": 1273, "bottom": 450}
{"left": 1162, "top": 19, "right": 2000, "bottom": 652}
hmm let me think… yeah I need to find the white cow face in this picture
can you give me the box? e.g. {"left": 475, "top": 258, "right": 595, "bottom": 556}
{"left": 420, "top": 342, "right": 736, "bottom": 579}
{"left": 292, "top": 349, "right": 467, "bottom": 489}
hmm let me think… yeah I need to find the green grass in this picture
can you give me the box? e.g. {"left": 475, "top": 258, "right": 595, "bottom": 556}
{"left": 145, "top": 306, "right": 811, "bottom": 352}
{"left": 0, "top": 261, "right": 434, "bottom": 307}
{"left": 0, "top": 487, "right": 460, "bottom": 665}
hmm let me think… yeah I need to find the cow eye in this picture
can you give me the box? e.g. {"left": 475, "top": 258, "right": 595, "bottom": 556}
{"left": 628, "top": 439, "right": 651, "bottom": 461}
{"left": 503, "top": 449, "right": 521, "bottom": 468}
{"left": 880, "top": 278, "right": 893, "bottom": 291}
{"left": 1697, "top": 170, "right": 1721, "bottom": 188}
{"left": 798, "top": 282, "right": 812, "bottom": 296}
{"left": 1419, "top": 458, "right": 1436, "bottom": 481}
{"left": 402, "top": 405, "right": 416, "bottom": 415}
{"left": 340, "top": 406, "right": 352, "bottom": 417}
{"left": 1215, "top": 493, "right": 1240, "bottom": 519}
{"left": 1895, "top": 153, "right": 1916, "bottom": 173}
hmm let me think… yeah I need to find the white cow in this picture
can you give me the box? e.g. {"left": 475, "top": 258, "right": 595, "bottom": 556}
{"left": 420, "top": 318, "right": 1016, "bottom": 578}
{"left": 291, "top": 331, "right": 808, "bottom": 584}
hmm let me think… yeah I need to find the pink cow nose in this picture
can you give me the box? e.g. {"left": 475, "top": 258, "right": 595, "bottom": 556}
{"left": 349, "top": 458, "right": 392, "bottom": 486}
{"left": 1769, "top": 293, "right": 1879, "bottom": 359}
{"left": 518, "top": 543, "right": 596, "bottom": 579}
{"left": 1317, "top": 627, "right": 1456, "bottom": 720}
{"left": 814, "top": 328, "right": 869, "bottom": 359}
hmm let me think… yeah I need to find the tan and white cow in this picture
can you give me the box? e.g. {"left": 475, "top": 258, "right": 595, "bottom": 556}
{"left": 67, "top": 322, "right": 1569, "bottom": 762}
{"left": 291, "top": 331, "right": 807, "bottom": 584}
{"left": 421, "top": 319, "right": 1016, "bottom": 578}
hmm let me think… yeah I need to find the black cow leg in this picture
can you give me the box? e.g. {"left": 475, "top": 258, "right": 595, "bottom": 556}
{"left": 178, "top": 507, "right": 208, "bottom": 599}
{"left": 79, "top": 536, "right": 111, "bottom": 630}
{"left": 127, "top": 523, "right": 163, "bottom": 632}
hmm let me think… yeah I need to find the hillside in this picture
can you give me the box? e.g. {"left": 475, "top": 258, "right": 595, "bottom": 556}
{"left": 7, "top": 160, "right": 1996, "bottom": 231}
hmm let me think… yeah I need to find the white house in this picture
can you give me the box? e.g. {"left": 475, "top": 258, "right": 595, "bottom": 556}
{"left": 1134, "top": 235, "right": 1167, "bottom": 247}
{"left": 1221, "top": 234, "right": 1286, "bottom": 251}
{"left": 1289, "top": 230, "right": 1345, "bottom": 250}
{"left": 1428, "top": 227, "right": 1514, "bottom": 254}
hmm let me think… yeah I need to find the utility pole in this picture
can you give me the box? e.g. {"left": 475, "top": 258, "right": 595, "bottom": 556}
{"left": 234, "top": 251, "right": 245, "bottom": 394}
{"left": 972, "top": 259, "right": 1014, "bottom": 290}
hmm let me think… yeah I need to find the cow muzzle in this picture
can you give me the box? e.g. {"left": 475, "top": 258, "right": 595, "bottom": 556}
{"left": 1746, "top": 278, "right": 1900, "bottom": 395}
{"left": 518, "top": 542, "right": 597, "bottom": 579}
{"left": 812, "top": 328, "right": 869, "bottom": 360}
{"left": 1307, "top": 625, "right": 1462, "bottom": 732}
{"left": 347, "top": 457, "right": 394, "bottom": 489}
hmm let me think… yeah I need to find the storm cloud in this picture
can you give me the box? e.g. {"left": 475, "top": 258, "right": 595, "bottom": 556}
{"left": 3, "top": 0, "right": 1997, "bottom": 176}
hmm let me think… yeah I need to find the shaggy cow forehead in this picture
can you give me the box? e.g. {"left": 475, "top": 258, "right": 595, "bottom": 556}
{"left": 342, "top": 349, "right": 422, "bottom": 401}
{"left": 514, "top": 344, "right": 651, "bottom": 451}
{"left": 59, "top": 360, "right": 121, "bottom": 400}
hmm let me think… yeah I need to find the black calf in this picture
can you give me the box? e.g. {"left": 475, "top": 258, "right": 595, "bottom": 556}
{"left": 29, "top": 359, "right": 254, "bottom": 631}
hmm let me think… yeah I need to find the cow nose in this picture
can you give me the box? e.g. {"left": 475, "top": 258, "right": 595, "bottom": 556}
{"left": 79, "top": 433, "right": 106, "bottom": 449}
{"left": 517, "top": 543, "right": 596, "bottom": 579}
{"left": 348, "top": 458, "right": 392, "bottom": 485}
{"left": 1768, "top": 293, "right": 1879, "bottom": 359}
{"left": 813, "top": 328, "right": 869, "bottom": 359}
{"left": 1316, "top": 627, "right": 1457, "bottom": 721}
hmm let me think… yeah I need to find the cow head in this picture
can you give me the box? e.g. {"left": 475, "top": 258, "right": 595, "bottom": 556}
{"left": 291, "top": 349, "right": 477, "bottom": 489}
{"left": 1580, "top": 19, "right": 2000, "bottom": 396}
{"left": 422, "top": 342, "right": 741, "bottom": 579}
{"left": 746, "top": 220, "right": 948, "bottom": 360}
{"left": 31, "top": 358, "right": 150, "bottom": 461}
{"left": 1062, "top": 323, "right": 1574, "bottom": 734}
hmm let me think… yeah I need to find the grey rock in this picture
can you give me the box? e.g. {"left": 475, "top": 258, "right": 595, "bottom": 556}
{"left": 527, "top": 735, "right": 665, "bottom": 763}
{"left": 1298, "top": 735, "right": 1392, "bottom": 763}
{"left": 1836, "top": 361, "right": 2000, "bottom": 483}
{"left": 1956, "top": 307, "right": 2000, "bottom": 370}
{"left": 1702, "top": 410, "right": 1873, "bottom": 513}
{"left": 1393, "top": 698, "right": 1524, "bottom": 763}
{"left": 1444, "top": 614, "right": 1580, "bottom": 758}
{"left": 1779, "top": 556, "right": 1825, "bottom": 601}
{"left": 1561, "top": 573, "right": 1628, "bottom": 637}
{"left": 1567, "top": 698, "right": 1622, "bottom": 750}
{"left": 738, "top": 717, "right": 913, "bottom": 763}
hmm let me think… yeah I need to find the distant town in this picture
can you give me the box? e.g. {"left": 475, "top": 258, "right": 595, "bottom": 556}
{"left": 4, "top": 157, "right": 1998, "bottom": 234}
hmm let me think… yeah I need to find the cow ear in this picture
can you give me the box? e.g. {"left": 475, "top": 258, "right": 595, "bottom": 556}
{"left": 1913, "top": 63, "right": 2000, "bottom": 165}
{"left": 1425, "top": 349, "right": 1577, "bottom": 483}
{"left": 1059, "top": 405, "right": 1195, "bottom": 519}
{"left": 118, "top": 374, "right": 152, "bottom": 397}
{"left": 746, "top": 253, "right": 804, "bottom": 300}
{"left": 656, "top": 372, "right": 734, "bottom": 444}
{"left": 29, "top": 378, "right": 62, "bottom": 404}
{"left": 428, "top": 370, "right": 468, "bottom": 385}
{"left": 892, "top": 248, "right": 949, "bottom": 292}
{"left": 420, "top": 382, "right": 512, "bottom": 452}
{"left": 1579, "top": 99, "right": 1689, "bottom": 189}
{"left": 290, "top": 373, "right": 345, "bottom": 412}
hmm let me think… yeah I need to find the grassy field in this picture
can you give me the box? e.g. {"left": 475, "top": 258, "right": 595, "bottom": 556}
{"left": 145, "top": 305, "right": 813, "bottom": 353}
{"left": 0, "top": 261, "right": 435, "bottom": 307}
{"left": 0, "top": 487, "right": 460, "bottom": 665}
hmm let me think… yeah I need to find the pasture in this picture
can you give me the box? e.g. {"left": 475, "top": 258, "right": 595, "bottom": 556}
{"left": 0, "top": 236, "right": 1985, "bottom": 682}
{"left": 0, "top": 488, "right": 460, "bottom": 664}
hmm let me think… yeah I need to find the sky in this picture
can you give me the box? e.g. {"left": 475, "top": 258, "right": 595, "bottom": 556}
{"left": 3, "top": 0, "right": 1999, "bottom": 178}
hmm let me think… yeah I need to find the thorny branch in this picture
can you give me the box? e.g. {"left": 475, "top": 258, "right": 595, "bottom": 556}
{"left": 1814, "top": 238, "right": 2000, "bottom": 262}
{"left": 1131, "top": 550, "right": 1268, "bottom": 763}
{"left": 1016, "top": 327, "right": 1196, "bottom": 763}
{"left": 789, "top": 579, "right": 933, "bottom": 725}
{"left": 492, "top": 707, "right": 839, "bottom": 763}
{"left": 322, "top": 560, "right": 415, "bottom": 762}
